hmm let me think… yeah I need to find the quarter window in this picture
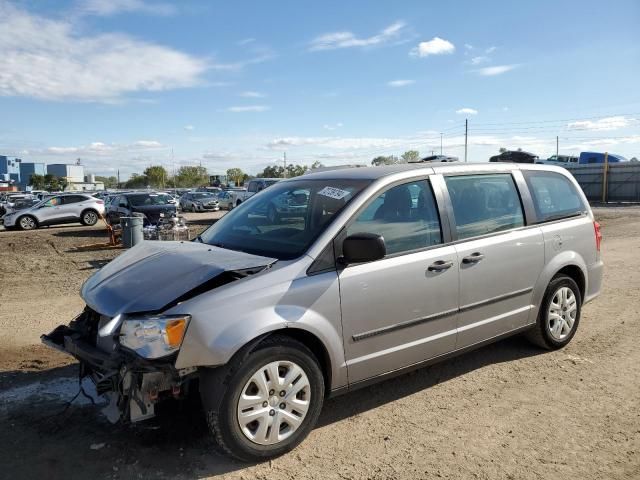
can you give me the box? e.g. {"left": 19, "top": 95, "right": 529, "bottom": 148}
{"left": 445, "top": 174, "right": 524, "bottom": 240}
{"left": 347, "top": 180, "right": 443, "bottom": 256}
{"left": 524, "top": 171, "right": 585, "bottom": 222}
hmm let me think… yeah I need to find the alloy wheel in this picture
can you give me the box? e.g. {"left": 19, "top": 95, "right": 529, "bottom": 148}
{"left": 547, "top": 286, "right": 578, "bottom": 341}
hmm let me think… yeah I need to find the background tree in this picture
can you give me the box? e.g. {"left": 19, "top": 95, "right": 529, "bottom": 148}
{"left": 258, "top": 165, "right": 285, "bottom": 178}
{"left": 143, "top": 166, "right": 168, "bottom": 188}
{"left": 43, "top": 174, "right": 67, "bottom": 191}
{"left": 499, "top": 147, "right": 507, "bottom": 153}
{"left": 28, "top": 174, "right": 46, "bottom": 190}
{"left": 311, "top": 160, "right": 325, "bottom": 169}
{"left": 401, "top": 150, "right": 420, "bottom": 163}
{"left": 371, "top": 155, "right": 400, "bottom": 166}
{"left": 286, "top": 164, "right": 308, "bottom": 177}
{"left": 226, "top": 168, "right": 245, "bottom": 186}
{"left": 124, "top": 173, "right": 148, "bottom": 189}
{"left": 174, "top": 166, "right": 208, "bottom": 187}
{"left": 95, "top": 175, "right": 118, "bottom": 189}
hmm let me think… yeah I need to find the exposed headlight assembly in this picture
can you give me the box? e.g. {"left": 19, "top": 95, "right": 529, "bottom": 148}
{"left": 119, "top": 315, "right": 190, "bottom": 359}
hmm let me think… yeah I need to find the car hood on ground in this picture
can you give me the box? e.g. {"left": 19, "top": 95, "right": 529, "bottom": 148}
{"left": 81, "top": 241, "right": 277, "bottom": 317}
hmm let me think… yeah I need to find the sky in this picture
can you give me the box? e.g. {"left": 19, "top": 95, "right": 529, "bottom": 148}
{"left": 1, "top": 0, "right": 639, "bottom": 179}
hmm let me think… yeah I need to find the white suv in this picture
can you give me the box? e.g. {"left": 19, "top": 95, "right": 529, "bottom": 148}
{"left": 2, "top": 194, "right": 106, "bottom": 230}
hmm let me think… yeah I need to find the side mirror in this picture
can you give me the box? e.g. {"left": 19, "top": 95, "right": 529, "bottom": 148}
{"left": 341, "top": 233, "right": 386, "bottom": 264}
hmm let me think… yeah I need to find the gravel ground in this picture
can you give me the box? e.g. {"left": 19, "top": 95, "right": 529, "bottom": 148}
{"left": 0, "top": 206, "right": 638, "bottom": 480}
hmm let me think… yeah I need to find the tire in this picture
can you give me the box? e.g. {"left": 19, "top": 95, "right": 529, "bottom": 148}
{"left": 17, "top": 215, "right": 38, "bottom": 230}
{"left": 201, "top": 335, "right": 325, "bottom": 462}
{"left": 81, "top": 209, "right": 99, "bottom": 226}
{"left": 526, "top": 275, "right": 582, "bottom": 350}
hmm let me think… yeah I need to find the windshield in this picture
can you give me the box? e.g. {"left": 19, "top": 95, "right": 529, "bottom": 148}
{"left": 128, "top": 193, "right": 173, "bottom": 206}
{"left": 192, "top": 192, "right": 217, "bottom": 199}
{"left": 199, "top": 178, "right": 370, "bottom": 260}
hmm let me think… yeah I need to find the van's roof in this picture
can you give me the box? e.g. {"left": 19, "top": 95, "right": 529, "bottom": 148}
{"left": 297, "top": 161, "right": 558, "bottom": 181}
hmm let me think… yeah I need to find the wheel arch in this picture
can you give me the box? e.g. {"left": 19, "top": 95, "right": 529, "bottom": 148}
{"left": 17, "top": 213, "right": 38, "bottom": 229}
{"left": 530, "top": 250, "right": 589, "bottom": 323}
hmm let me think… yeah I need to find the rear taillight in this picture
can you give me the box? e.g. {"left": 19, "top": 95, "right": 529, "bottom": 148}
{"left": 594, "top": 221, "right": 602, "bottom": 252}
{"left": 96, "top": 200, "right": 104, "bottom": 204}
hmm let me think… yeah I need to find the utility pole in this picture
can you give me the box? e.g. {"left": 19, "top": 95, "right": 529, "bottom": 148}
{"left": 283, "top": 152, "right": 287, "bottom": 178}
{"left": 117, "top": 169, "right": 120, "bottom": 189}
{"left": 464, "top": 119, "right": 468, "bottom": 162}
{"left": 440, "top": 133, "right": 443, "bottom": 155}
{"left": 556, "top": 136, "right": 559, "bottom": 158}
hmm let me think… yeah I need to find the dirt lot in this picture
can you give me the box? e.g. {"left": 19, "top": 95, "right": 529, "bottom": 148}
{"left": 0, "top": 207, "right": 638, "bottom": 480}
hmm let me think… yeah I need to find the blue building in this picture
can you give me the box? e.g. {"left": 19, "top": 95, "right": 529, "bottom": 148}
{"left": 0, "top": 155, "right": 21, "bottom": 185}
{"left": 19, "top": 162, "right": 46, "bottom": 189}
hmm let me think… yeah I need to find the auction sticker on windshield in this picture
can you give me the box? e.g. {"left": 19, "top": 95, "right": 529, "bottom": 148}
{"left": 318, "top": 186, "right": 350, "bottom": 200}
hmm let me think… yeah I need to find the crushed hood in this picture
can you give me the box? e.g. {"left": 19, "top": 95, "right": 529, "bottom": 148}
{"left": 81, "top": 241, "right": 276, "bottom": 317}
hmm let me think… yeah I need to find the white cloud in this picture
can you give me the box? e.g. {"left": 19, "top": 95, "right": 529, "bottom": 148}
{"left": 184, "top": 125, "right": 195, "bottom": 131}
{"left": 323, "top": 122, "right": 344, "bottom": 131}
{"left": 210, "top": 52, "right": 275, "bottom": 71}
{"left": 237, "top": 38, "right": 255, "bottom": 46}
{"left": 227, "top": 105, "right": 270, "bottom": 112}
{"left": 477, "top": 65, "right": 518, "bottom": 76}
{"left": 410, "top": 37, "right": 455, "bottom": 57}
{"left": 309, "top": 21, "right": 407, "bottom": 51}
{"left": 43, "top": 140, "right": 166, "bottom": 156}
{"left": 266, "top": 136, "right": 412, "bottom": 150}
{"left": 387, "top": 79, "right": 415, "bottom": 87}
{"left": 470, "top": 55, "right": 489, "bottom": 65}
{"left": 485, "top": 46, "right": 497, "bottom": 54}
{"left": 456, "top": 108, "right": 478, "bottom": 115}
{"left": 0, "top": 2, "right": 208, "bottom": 102}
{"left": 239, "top": 91, "right": 266, "bottom": 98}
{"left": 464, "top": 43, "right": 474, "bottom": 50}
{"left": 567, "top": 116, "right": 637, "bottom": 131}
{"left": 77, "top": 0, "right": 176, "bottom": 16}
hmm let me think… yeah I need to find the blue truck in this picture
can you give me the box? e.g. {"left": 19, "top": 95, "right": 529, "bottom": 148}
{"left": 579, "top": 152, "right": 627, "bottom": 164}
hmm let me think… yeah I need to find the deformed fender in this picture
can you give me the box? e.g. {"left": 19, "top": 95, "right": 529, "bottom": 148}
{"left": 528, "top": 250, "right": 588, "bottom": 324}
{"left": 172, "top": 267, "right": 348, "bottom": 390}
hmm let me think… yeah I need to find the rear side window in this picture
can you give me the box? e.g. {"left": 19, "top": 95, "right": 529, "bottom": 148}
{"left": 524, "top": 171, "right": 585, "bottom": 222}
{"left": 62, "top": 195, "right": 86, "bottom": 204}
{"left": 445, "top": 174, "right": 524, "bottom": 240}
{"left": 347, "top": 180, "right": 442, "bottom": 255}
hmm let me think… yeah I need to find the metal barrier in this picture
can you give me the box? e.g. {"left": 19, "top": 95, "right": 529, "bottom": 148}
{"left": 565, "top": 163, "right": 640, "bottom": 203}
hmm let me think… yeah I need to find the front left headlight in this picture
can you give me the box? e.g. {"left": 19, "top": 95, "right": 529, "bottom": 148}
{"left": 119, "top": 315, "right": 190, "bottom": 359}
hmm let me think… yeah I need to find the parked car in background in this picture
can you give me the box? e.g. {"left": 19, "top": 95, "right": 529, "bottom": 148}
{"left": 44, "top": 162, "right": 602, "bottom": 461}
{"left": 2, "top": 194, "right": 105, "bottom": 230}
{"left": 230, "top": 178, "right": 279, "bottom": 208}
{"left": 578, "top": 152, "right": 627, "bottom": 164}
{"left": 106, "top": 192, "right": 177, "bottom": 225}
{"left": 413, "top": 155, "right": 459, "bottom": 163}
{"left": 179, "top": 192, "right": 220, "bottom": 212}
{"left": 215, "top": 190, "right": 234, "bottom": 210}
{"left": 536, "top": 155, "right": 579, "bottom": 167}
{"left": 489, "top": 150, "right": 539, "bottom": 163}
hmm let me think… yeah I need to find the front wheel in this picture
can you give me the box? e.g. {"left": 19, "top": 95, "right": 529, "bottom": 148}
{"left": 201, "top": 335, "right": 325, "bottom": 462}
{"left": 18, "top": 215, "right": 37, "bottom": 230}
{"left": 526, "top": 275, "right": 581, "bottom": 350}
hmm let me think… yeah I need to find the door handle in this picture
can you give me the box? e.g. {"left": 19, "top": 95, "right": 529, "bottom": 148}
{"left": 462, "top": 252, "right": 485, "bottom": 264}
{"left": 428, "top": 260, "right": 454, "bottom": 272}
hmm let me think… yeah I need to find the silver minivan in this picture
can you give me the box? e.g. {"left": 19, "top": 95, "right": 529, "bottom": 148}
{"left": 43, "top": 163, "right": 603, "bottom": 461}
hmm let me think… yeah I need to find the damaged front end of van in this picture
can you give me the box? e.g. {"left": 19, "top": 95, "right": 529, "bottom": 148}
{"left": 41, "top": 240, "right": 276, "bottom": 423}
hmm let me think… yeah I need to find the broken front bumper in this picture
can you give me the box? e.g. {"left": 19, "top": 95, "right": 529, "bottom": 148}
{"left": 41, "top": 309, "right": 197, "bottom": 423}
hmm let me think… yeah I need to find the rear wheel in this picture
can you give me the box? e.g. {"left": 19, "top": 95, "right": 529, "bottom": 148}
{"left": 201, "top": 335, "right": 324, "bottom": 462}
{"left": 18, "top": 215, "right": 37, "bottom": 230}
{"left": 81, "top": 210, "right": 99, "bottom": 226}
{"left": 526, "top": 275, "right": 581, "bottom": 350}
